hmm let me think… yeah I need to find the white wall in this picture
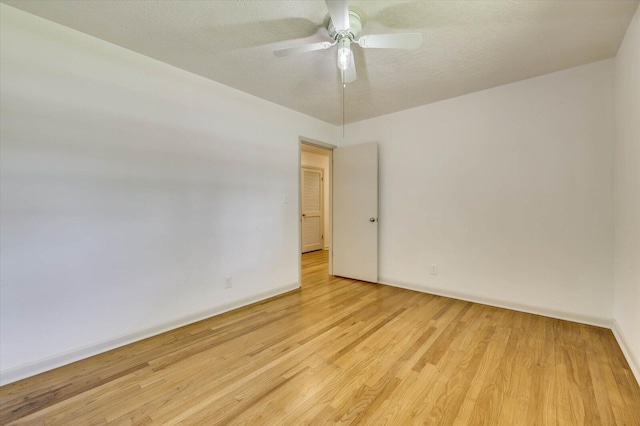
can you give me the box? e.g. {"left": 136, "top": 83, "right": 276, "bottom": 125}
{"left": 0, "top": 5, "right": 336, "bottom": 384}
{"left": 344, "top": 60, "right": 615, "bottom": 325}
{"left": 301, "top": 151, "right": 330, "bottom": 249}
{"left": 2, "top": 2, "right": 635, "bottom": 387}
{"left": 613, "top": 5, "right": 640, "bottom": 382}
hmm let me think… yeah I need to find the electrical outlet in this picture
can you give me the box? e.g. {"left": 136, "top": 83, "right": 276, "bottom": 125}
{"left": 224, "top": 276, "right": 233, "bottom": 289}
{"left": 430, "top": 265, "right": 438, "bottom": 275}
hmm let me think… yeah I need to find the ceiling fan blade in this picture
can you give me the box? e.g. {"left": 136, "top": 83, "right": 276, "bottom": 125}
{"left": 326, "top": 0, "right": 350, "bottom": 32}
{"left": 341, "top": 55, "right": 356, "bottom": 84}
{"left": 273, "top": 41, "right": 333, "bottom": 57}
{"left": 357, "top": 33, "right": 423, "bottom": 49}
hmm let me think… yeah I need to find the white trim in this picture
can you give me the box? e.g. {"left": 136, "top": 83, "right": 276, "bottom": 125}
{"left": 298, "top": 136, "right": 337, "bottom": 151}
{"left": 0, "top": 282, "right": 299, "bottom": 386}
{"left": 611, "top": 320, "right": 640, "bottom": 386}
{"left": 3, "top": 278, "right": 636, "bottom": 389}
{"left": 378, "top": 277, "right": 612, "bottom": 328}
{"left": 382, "top": 277, "right": 640, "bottom": 385}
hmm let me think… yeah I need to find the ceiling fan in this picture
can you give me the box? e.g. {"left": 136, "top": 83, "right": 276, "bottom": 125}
{"left": 273, "top": 0, "right": 423, "bottom": 84}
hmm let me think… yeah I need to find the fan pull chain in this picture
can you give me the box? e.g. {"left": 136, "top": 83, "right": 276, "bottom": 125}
{"left": 342, "top": 82, "right": 344, "bottom": 137}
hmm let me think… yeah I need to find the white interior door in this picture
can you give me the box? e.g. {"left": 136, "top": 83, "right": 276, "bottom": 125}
{"left": 332, "top": 142, "right": 378, "bottom": 283}
{"left": 301, "top": 167, "right": 323, "bottom": 253}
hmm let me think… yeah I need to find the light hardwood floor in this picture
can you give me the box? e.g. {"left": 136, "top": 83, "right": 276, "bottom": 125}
{"left": 1, "top": 249, "right": 639, "bottom": 424}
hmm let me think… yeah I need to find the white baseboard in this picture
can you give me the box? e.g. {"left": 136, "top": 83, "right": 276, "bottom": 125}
{"left": 611, "top": 320, "right": 640, "bottom": 386}
{"left": 4, "top": 279, "right": 635, "bottom": 389}
{"left": 0, "top": 282, "right": 300, "bottom": 386}
{"left": 383, "top": 275, "right": 640, "bottom": 384}
{"left": 378, "top": 277, "right": 612, "bottom": 328}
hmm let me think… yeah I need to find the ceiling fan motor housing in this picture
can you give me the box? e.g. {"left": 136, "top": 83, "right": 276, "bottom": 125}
{"left": 328, "top": 10, "right": 362, "bottom": 40}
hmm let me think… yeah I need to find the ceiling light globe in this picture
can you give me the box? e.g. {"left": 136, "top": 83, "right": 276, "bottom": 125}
{"left": 337, "top": 38, "right": 352, "bottom": 70}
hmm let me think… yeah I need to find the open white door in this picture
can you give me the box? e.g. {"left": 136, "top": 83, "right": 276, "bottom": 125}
{"left": 332, "top": 142, "right": 378, "bottom": 283}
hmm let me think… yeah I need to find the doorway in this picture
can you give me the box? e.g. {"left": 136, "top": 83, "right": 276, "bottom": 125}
{"left": 301, "top": 166, "right": 323, "bottom": 253}
{"left": 300, "top": 141, "right": 332, "bottom": 286}
{"left": 298, "top": 139, "right": 379, "bottom": 288}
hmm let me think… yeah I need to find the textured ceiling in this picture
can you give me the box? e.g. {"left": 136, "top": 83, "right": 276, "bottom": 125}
{"left": 3, "top": 0, "right": 638, "bottom": 124}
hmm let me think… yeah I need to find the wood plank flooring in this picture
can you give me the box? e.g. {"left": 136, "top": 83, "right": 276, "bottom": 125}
{"left": 1, "top": 249, "right": 639, "bottom": 424}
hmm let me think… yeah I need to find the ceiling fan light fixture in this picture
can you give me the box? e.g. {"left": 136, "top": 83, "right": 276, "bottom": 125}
{"left": 337, "top": 38, "right": 352, "bottom": 71}
{"left": 273, "top": 0, "right": 422, "bottom": 86}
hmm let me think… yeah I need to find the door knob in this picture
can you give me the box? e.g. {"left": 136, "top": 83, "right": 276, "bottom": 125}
{"left": 369, "top": 217, "right": 376, "bottom": 222}
{"left": 302, "top": 214, "right": 306, "bottom": 217}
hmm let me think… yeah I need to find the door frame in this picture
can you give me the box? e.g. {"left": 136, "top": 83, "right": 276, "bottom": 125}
{"left": 298, "top": 137, "right": 336, "bottom": 286}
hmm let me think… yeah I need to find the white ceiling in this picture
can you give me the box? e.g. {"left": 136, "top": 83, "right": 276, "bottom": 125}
{"left": 3, "top": 0, "right": 638, "bottom": 124}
